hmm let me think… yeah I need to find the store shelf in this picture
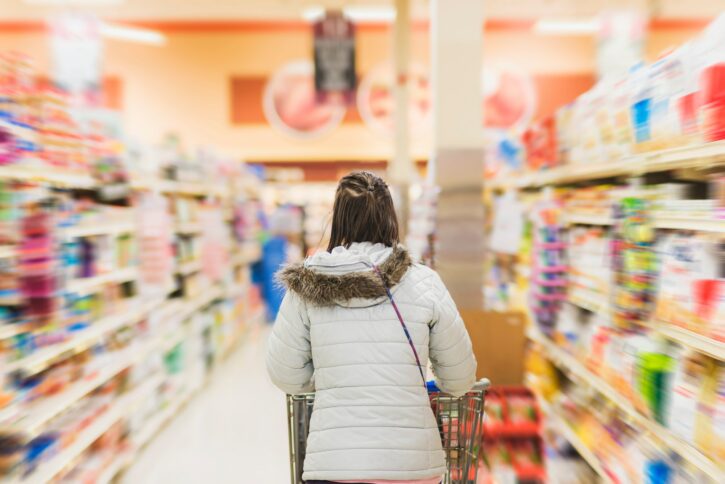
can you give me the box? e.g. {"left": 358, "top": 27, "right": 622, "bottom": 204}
{"left": 133, "top": 387, "right": 193, "bottom": 450}
{"left": 491, "top": 141, "right": 725, "bottom": 190}
{"left": 564, "top": 213, "right": 613, "bottom": 226}
{"left": 3, "top": 297, "right": 163, "bottom": 376}
{"left": 12, "top": 373, "right": 160, "bottom": 484}
{"left": 66, "top": 267, "right": 139, "bottom": 296}
{"left": 0, "top": 245, "right": 17, "bottom": 258}
{"left": 96, "top": 450, "right": 133, "bottom": 484}
{"left": 175, "top": 222, "right": 202, "bottom": 235}
{"left": 537, "top": 397, "right": 613, "bottom": 483}
{"left": 527, "top": 328, "right": 725, "bottom": 482}
{"left": 652, "top": 322, "right": 725, "bottom": 361}
{"left": 0, "top": 323, "right": 26, "bottom": 340}
{"left": 568, "top": 293, "right": 610, "bottom": 314}
{"left": 2, "top": 356, "right": 131, "bottom": 438}
{"left": 176, "top": 259, "right": 202, "bottom": 276}
{"left": 62, "top": 222, "right": 136, "bottom": 239}
{"left": 233, "top": 241, "right": 262, "bottom": 266}
{"left": 1, "top": 331, "right": 168, "bottom": 438}
{"left": 0, "top": 165, "right": 97, "bottom": 189}
{"left": 652, "top": 215, "right": 725, "bottom": 234}
{"left": 565, "top": 211, "right": 725, "bottom": 233}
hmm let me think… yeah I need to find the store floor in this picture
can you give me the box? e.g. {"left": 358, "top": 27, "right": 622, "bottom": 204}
{"left": 122, "top": 325, "right": 289, "bottom": 484}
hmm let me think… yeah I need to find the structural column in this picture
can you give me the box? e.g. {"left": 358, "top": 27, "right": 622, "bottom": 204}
{"left": 430, "top": 0, "right": 485, "bottom": 309}
{"left": 390, "top": 0, "right": 413, "bottom": 236}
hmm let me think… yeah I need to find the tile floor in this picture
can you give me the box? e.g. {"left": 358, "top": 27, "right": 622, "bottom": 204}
{"left": 122, "top": 325, "right": 289, "bottom": 484}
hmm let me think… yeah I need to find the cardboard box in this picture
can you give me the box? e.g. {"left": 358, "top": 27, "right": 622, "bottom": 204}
{"left": 460, "top": 309, "right": 527, "bottom": 386}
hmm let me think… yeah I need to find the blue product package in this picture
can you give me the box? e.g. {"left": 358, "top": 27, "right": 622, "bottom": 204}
{"left": 632, "top": 98, "right": 652, "bottom": 144}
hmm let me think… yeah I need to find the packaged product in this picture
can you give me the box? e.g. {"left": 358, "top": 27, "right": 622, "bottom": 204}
{"left": 664, "top": 349, "right": 713, "bottom": 445}
{"left": 656, "top": 233, "right": 721, "bottom": 334}
{"left": 698, "top": 360, "right": 725, "bottom": 461}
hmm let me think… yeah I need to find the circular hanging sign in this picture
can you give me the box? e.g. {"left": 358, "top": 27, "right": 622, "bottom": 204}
{"left": 482, "top": 69, "right": 537, "bottom": 130}
{"left": 357, "top": 62, "right": 431, "bottom": 136}
{"left": 263, "top": 60, "right": 347, "bottom": 139}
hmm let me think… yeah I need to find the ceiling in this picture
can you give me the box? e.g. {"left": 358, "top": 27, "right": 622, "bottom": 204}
{"left": 0, "top": 0, "right": 722, "bottom": 21}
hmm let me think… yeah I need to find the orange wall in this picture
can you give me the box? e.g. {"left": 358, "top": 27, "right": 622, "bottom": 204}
{"left": 0, "top": 24, "right": 704, "bottom": 161}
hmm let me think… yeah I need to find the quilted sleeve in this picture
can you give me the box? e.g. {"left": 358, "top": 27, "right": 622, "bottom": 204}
{"left": 428, "top": 272, "right": 477, "bottom": 397}
{"left": 266, "top": 292, "right": 314, "bottom": 395}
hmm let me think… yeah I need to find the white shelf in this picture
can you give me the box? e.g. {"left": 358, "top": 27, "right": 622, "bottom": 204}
{"left": 564, "top": 213, "right": 613, "bottom": 226}
{"left": 1, "top": 333, "right": 166, "bottom": 438}
{"left": 491, "top": 141, "right": 725, "bottom": 189}
{"left": 565, "top": 211, "right": 725, "bottom": 234}
{"left": 3, "top": 297, "right": 163, "bottom": 376}
{"left": 2, "top": 356, "right": 131, "bottom": 437}
{"left": 537, "top": 397, "right": 613, "bottom": 483}
{"left": 175, "top": 222, "right": 202, "bottom": 235}
{"left": 0, "top": 245, "right": 17, "bottom": 258}
{"left": 653, "top": 322, "right": 725, "bottom": 361}
{"left": 0, "top": 323, "right": 26, "bottom": 340}
{"left": 62, "top": 222, "right": 135, "bottom": 239}
{"left": 527, "top": 328, "right": 725, "bottom": 482}
{"left": 66, "top": 267, "right": 139, "bottom": 296}
{"left": 652, "top": 215, "right": 725, "bottom": 234}
{"left": 568, "top": 293, "right": 610, "bottom": 314}
{"left": 110, "top": 384, "right": 201, "bottom": 483}
{"left": 0, "top": 165, "right": 96, "bottom": 189}
{"left": 96, "top": 451, "right": 133, "bottom": 484}
{"left": 133, "top": 179, "right": 230, "bottom": 199}
{"left": 176, "top": 259, "right": 202, "bottom": 276}
{"left": 233, "top": 241, "right": 262, "bottom": 266}
{"left": 12, "top": 374, "right": 159, "bottom": 484}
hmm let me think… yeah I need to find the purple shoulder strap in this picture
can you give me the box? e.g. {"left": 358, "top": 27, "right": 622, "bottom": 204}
{"left": 373, "top": 266, "right": 427, "bottom": 388}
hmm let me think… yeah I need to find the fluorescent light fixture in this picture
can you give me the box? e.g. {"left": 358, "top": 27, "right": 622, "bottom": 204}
{"left": 302, "top": 5, "right": 396, "bottom": 23}
{"left": 24, "top": 0, "right": 124, "bottom": 5}
{"left": 343, "top": 6, "right": 396, "bottom": 22}
{"left": 302, "top": 6, "right": 325, "bottom": 22}
{"left": 100, "top": 23, "right": 166, "bottom": 46}
{"left": 534, "top": 18, "right": 599, "bottom": 35}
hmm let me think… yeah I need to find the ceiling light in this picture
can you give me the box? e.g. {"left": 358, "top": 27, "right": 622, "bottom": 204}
{"left": 534, "top": 18, "right": 599, "bottom": 35}
{"left": 301, "top": 6, "right": 325, "bottom": 22}
{"left": 23, "top": 0, "right": 124, "bottom": 5}
{"left": 302, "top": 5, "right": 396, "bottom": 23}
{"left": 343, "top": 6, "right": 396, "bottom": 22}
{"left": 100, "top": 23, "right": 166, "bottom": 46}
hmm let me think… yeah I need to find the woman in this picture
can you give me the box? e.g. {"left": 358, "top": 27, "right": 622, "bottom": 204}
{"left": 266, "top": 171, "right": 477, "bottom": 484}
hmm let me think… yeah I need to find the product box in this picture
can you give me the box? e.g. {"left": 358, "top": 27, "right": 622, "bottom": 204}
{"left": 461, "top": 309, "right": 526, "bottom": 385}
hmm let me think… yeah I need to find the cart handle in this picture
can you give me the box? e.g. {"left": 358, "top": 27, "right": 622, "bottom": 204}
{"left": 426, "top": 378, "right": 490, "bottom": 394}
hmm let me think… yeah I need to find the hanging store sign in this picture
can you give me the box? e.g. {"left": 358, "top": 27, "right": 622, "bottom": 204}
{"left": 313, "top": 11, "right": 356, "bottom": 101}
{"left": 49, "top": 13, "right": 103, "bottom": 96}
{"left": 263, "top": 60, "right": 346, "bottom": 139}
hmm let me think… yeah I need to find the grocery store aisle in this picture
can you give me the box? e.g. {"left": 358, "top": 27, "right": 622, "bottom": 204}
{"left": 122, "top": 325, "right": 289, "bottom": 484}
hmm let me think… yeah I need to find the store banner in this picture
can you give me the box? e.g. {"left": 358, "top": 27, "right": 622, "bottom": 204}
{"left": 313, "top": 11, "right": 356, "bottom": 102}
{"left": 199, "top": 204, "right": 230, "bottom": 283}
{"left": 49, "top": 13, "right": 103, "bottom": 97}
{"left": 136, "top": 193, "right": 174, "bottom": 298}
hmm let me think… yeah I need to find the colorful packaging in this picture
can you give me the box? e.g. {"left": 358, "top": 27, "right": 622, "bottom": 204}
{"left": 665, "top": 349, "right": 713, "bottom": 445}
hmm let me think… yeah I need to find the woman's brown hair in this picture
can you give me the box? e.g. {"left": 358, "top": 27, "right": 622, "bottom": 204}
{"left": 327, "top": 171, "right": 399, "bottom": 251}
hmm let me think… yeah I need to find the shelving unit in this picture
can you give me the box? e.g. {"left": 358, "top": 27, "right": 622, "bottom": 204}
{"left": 528, "top": 328, "right": 725, "bottom": 482}
{"left": 491, "top": 141, "right": 725, "bottom": 190}
{"left": 66, "top": 267, "right": 140, "bottom": 296}
{"left": 488, "top": 133, "right": 725, "bottom": 481}
{"left": 536, "top": 397, "right": 613, "bottom": 484}
{"left": 0, "top": 161, "right": 264, "bottom": 483}
{"left": 564, "top": 211, "right": 724, "bottom": 233}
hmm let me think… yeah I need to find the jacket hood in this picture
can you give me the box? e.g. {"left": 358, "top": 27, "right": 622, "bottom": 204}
{"left": 277, "top": 242, "right": 412, "bottom": 307}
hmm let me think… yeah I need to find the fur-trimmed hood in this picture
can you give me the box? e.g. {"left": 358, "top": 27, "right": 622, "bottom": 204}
{"left": 277, "top": 242, "right": 412, "bottom": 307}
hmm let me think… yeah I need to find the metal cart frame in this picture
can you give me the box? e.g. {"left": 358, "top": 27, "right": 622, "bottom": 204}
{"left": 287, "top": 379, "right": 490, "bottom": 484}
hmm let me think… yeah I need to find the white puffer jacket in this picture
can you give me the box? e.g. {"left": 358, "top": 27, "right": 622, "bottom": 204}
{"left": 266, "top": 242, "right": 477, "bottom": 482}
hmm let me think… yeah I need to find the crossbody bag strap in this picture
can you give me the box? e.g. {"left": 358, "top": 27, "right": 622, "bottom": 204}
{"left": 373, "top": 266, "right": 427, "bottom": 388}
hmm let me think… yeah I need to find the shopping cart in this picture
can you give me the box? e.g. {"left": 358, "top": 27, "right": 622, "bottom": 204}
{"left": 287, "top": 379, "right": 490, "bottom": 484}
